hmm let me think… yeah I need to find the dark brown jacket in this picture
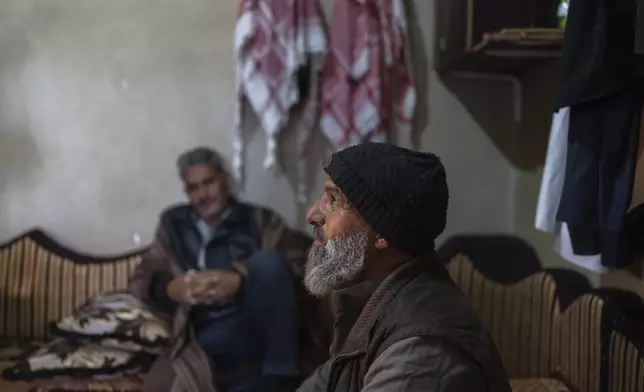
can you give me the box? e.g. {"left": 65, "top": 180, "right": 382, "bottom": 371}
{"left": 129, "top": 202, "right": 329, "bottom": 392}
{"left": 298, "top": 257, "right": 512, "bottom": 392}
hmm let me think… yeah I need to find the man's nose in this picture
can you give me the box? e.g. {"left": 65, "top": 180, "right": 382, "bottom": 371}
{"left": 195, "top": 186, "right": 208, "bottom": 201}
{"left": 306, "top": 200, "right": 323, "bottom": 225}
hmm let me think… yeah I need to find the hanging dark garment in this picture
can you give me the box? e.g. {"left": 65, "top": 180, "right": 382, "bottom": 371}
{"left": 556, "top": 87, "right": 642, "bottom": 269}
{"left": 552, "top": 0, "right": 644, "bottom": 269}
{"left": 626, "top": 203, "right": 644, "bottom": 259}
{"left": 636, "top": 0, "right": 644, "bottom": 55}
{"left": 555, "top": 0, "right": 644, "bottom": 110}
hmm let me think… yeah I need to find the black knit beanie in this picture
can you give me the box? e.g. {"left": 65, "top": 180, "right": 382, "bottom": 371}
{"left": 323, "top": 143, "right": 449, "bottom": 256}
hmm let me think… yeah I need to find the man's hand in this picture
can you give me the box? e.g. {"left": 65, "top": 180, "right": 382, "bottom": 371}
{"left": 191, "top": 270, "right": 242, "bottom": 304}
{"left": 165, "top": 270, "right": 241, "bottom": 305}
{"left": 165, "top": 273, "right": 201, "bottom": 304}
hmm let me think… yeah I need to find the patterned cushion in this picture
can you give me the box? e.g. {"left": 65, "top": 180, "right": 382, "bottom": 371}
{"left": 0, "top": 232, "right": 142, "bottom": 343}
{"left": 28, "top": 376, "right": 143, "bottom": 392}
{"left": 510, "top": 378, "right": 571, "bottom": 392}
{"left": 1, "top": 338, "right": 153, "bottom": 382}
{"left": 52, "top": 293, "right": 170, "bottom": 354}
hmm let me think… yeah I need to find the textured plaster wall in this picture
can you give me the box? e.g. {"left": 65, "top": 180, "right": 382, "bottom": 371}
{"left": 0, "top": 0, "right": 515, "bottom": 253}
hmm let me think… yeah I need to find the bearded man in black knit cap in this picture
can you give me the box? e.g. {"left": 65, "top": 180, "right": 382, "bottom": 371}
{"left": 297, "top": 143, "right": 511, "bottom": 392}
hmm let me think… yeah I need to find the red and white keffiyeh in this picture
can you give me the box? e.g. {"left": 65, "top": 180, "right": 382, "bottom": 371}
{"left": 320, "top": 0, "right": 416, "bottom": 151}
{"left": 234, "top": 0, "right": 327, "bottom": 186}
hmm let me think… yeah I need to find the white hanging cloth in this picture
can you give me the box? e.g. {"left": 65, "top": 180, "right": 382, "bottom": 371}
{"left": 535, "top": 107, "right": 606, "bottom": 273}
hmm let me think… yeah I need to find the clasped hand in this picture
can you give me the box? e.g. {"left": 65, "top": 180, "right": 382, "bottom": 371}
{"left": 167, "top": 269, "right": 241, "bottom": 305}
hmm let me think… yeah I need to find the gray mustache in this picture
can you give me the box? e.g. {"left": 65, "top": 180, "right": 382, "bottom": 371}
{"left": 313, "top": 226, "right": 326, "bottom": 242}
{"left": 198, "top": 198, "right": 217, "bottom": 207}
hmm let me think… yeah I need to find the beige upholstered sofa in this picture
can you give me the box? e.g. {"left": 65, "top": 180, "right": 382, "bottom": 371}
{"left": 441, "top": 235, "right": 644, "bottom": 392}
{"left": 0, "top": 229, "right": 329, "bottom": 392}
{"left": 4, "top": 231, "right": 644, "bottom": 392}
{"left": 0, "top": 230, "right": 143, "bottom": 392}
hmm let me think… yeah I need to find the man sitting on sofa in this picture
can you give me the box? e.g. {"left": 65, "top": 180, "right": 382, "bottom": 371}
{"left": 129, "top": 147, "right": 318, "bottom": 392}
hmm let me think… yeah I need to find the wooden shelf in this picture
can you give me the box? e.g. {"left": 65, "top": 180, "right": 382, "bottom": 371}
{"left": 436, "top": 0, "right": 563, "bottom": 74}
{"left": 471, "top": 28, "right": 563, "bottom": 56}
{"left": 438, "top": 26, "right": 563, "bottom": 75}
{"left": 434, "top": 0, "right": 562, "bottom": 170}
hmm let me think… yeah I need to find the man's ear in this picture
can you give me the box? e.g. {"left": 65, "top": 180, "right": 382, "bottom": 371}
{"left": 374, "top": 236, "right": 389, "bottom": 250}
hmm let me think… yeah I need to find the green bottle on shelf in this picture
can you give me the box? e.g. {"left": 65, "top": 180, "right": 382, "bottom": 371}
{"left": 558, "top": 0, "right": 569, "bottom": 29}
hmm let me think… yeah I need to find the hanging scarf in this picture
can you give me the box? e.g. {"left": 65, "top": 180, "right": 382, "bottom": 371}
{"left": 234, "top": 0, "right": 327, "bottom": 190}
{"left": 320, "top": 0, "right": 415, "bottom": 151}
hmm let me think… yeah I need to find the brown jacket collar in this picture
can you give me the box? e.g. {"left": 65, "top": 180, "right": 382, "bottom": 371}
{"left": 330, "top": 280, "right": 378, "bottom": 355}
{"left": 331, "top": 256, "right": 447, "bottom": 356}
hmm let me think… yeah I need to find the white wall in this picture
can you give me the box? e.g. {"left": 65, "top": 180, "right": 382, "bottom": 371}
{"left": 0, "top": 0, "right": 516, "bottom": 254}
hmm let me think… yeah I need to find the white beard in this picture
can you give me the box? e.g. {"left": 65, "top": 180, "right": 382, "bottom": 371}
{"left": 304, "top": 230, "right": 369, "bottom": 297}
